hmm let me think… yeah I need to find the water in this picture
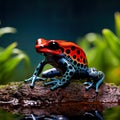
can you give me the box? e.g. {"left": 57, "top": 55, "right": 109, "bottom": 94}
{"left": 0, "top": 102, "right": 119, "bottom": 120}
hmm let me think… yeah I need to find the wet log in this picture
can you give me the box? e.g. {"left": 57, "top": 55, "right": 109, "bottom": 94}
{"left": 0, "top": 81, "right": 120, "bottom": 105}
{"left": 0, "top": 81, "right": 120, "bottom": 115}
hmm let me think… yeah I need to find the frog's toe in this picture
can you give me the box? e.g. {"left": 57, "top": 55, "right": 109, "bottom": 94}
{"left": 44, "top": 78, "right": 61, "bottom": 90}
{"left": 95, "top": 85, "right": 99, "bottom": 94}
{"left": 44, "top": 78, "right": 60, "bottom": 86}
{"left": 24, "top": 77, "right": 32, "bottom": 83}
{"left": 25, "top": 76, "right": 47, "bottom": 89}
{"left": 25, "top": 76, "right": 45, "bottom": 83}
{"left": 85, "top": 86, "right": 90, "bottom": 91}
{"left": 95, "top": 90, "right": 98, "bottom": 95}
{"left": 51, "top": 82, "right": 62, "bottom": 90}
{"left": 85, "top": 83, "right": 93, "bottom": 91}
{"left": 85, "top": 83, "right": 99, "bottom": 94}
{"left": 50, "top": 84, "right": 59, "bottom": 90}
{"left": 30, "top": 83, "right": 34, "bottom": 89}
{"left": 83, "top": 82, "right": 93, "bottom": 86}
{"left": 44, "top": 82, "right": 58, "bottom": 90}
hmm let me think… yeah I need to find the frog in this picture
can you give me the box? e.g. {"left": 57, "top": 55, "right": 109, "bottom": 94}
{"left": 25, "top": 38, "right": 105, "bottom": 93}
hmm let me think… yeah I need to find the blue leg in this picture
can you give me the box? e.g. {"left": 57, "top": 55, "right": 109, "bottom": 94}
{"left": 94, "top": 71, "right": 105, "bottom": 93}
{"left": 25, "top": 59, "right": 47, "bottom": 88}
{"left": 84, "top": 68, "right": 105, "bottom": 93}
{"left": 44, "top": 58, "right": 75, "bottom": 90}
{"left": 42, "top": 68, "right": 62, "bottom": 90}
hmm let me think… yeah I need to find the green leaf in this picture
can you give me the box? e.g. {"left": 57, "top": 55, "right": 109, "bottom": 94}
{"left": 0, "top": 42, "right": 17, "bottom": 62}
{"left": 0, "top": 50, "right": 30, "bottom": 84}
{"left": 102, "top": 29, "right": 120, "bottom": 59}
{"left": 115, "top": 12, "right": 120, "bottom": 38}
{"left": 0, "top": 25, "right": 30, "bottom": 84}
{"left": 0, "top": 27, "right": 16, "bottom": 37}
{"left": 0, "top": 42, "right": 30, "bottom": 84}
{"left": 103, "top": 106, "right": 120, "bottom": 120}
{"left": 12, "top": 48, "right": 30, "bottom": 69}
{"left": 5, "top": 55, "right": 25, "bottom": 73}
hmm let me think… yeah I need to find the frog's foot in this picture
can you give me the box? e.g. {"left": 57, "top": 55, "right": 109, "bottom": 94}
{"left": 83, "top": 82, "right": 92, "bottom": 86}
{"left": 44, "top": 78, "right": 64, "bottom": 90}
{"left": 84, "top": 81, "right": 103, "bottom": 94}
{"left": 86, "top": 68, "right": 105, "bottom": 94}
{"left": 25, "top": 75, "right": 46, "bottom": 89}
{"left": 84, "top": 82, "right": 94, "bottom": 91}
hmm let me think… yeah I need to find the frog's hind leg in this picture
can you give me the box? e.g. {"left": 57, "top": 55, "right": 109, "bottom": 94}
{"left": 42, "top": 68, "right": 61, "bottom": 78}
{"left": 84, "top": 68, "right": 105, "bottom": 93}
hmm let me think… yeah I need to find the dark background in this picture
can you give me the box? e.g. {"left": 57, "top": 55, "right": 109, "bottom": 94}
{"left": 0, "top": 0, "right": 120, "bottom": 66}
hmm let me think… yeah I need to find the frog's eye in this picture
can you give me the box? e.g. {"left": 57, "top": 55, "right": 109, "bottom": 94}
{"left": 48, "top": 42, "right": 59, "bottom": 50}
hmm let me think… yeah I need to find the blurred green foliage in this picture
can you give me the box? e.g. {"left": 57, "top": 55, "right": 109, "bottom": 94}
{"left": 0, "top": 109, "right": 21, "bottom": 120}
{"left": 77, "top": 12, "right": 120, "bottom": 85}
{"left": 103, "top": 106, "right": 120, "bottom": 120}
{"left": 0, "top": 26, "right": 30, "bottom": 84}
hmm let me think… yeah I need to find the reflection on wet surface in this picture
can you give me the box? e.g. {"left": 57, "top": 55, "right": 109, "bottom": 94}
{"left": 21, "top": 111, "right": 103, "bottom": 120}
{"left": 0, "top": 102, "right": 120, "bottom": 120}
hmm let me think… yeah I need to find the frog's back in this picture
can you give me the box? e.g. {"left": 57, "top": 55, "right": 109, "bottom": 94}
{"left": 61, "top": 41, "right": 88, "bottom": 66}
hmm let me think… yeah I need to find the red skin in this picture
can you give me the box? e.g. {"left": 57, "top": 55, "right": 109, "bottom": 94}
{"left": 35, "top": 38, "right": 88, "bottom": 66}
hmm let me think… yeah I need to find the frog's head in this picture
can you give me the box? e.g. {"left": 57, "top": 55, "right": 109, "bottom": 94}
{"left": 35, "top": 38, "right": 81, "bottom": 56}
{"left": 35, "top": 38, "right": 66, "bottom": 55}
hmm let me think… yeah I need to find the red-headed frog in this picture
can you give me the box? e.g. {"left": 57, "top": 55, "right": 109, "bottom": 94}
{"left": 25, "top": 38, "right": 105, "bottom": 93}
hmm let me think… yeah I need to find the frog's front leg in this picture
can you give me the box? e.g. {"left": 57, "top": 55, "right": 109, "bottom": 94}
{"left": 44, "top": 58, "right": 75, "bottom": 90}
{"left": 84, "top": 68, "right": 105, "bottom": 93}
{"left": 25, "top": 59, "right": 47, "bottom": 88}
